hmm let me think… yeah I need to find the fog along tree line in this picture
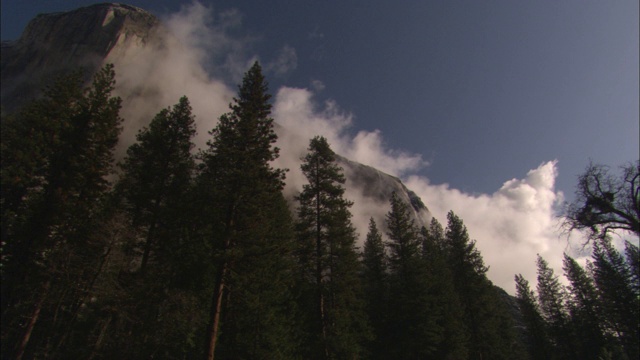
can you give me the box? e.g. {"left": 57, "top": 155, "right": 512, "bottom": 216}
{"left": 1, "top": 63, "right": 638, "bottom": 360}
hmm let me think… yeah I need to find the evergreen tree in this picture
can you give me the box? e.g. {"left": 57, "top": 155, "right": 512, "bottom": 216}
{"left": 624, "top": 241, "right": 639, "bottom": 295}
{"left": 562, "top": 254, "right": 606, "bottom": 360}
{"left": 295, "top": 136, "right": 370, "bottom": 359}
{"left": 107, "top": 96, "right": 203, "bottom": 358}
{"left": 591, "top": 238, "right": 639, "bottom": 359}
{"left": 361, "top": 218, "right": 388, "bottom": 359}
{"left": 444, "top": 211, "right": 516, "bottom": 360}
{"left": 117, "top": 96, "right": 196, "bottom": 273}
{"left": 421, "top": 219, "right": 468, "bottom": 359}
{"left": 536, "top": 255, "right": 575, "bottom": 359}
{"left": 0, "top": 64, "right": 123, "bottom": 359}
{"left": 515, "top": 274, "right": 552, "bottom": 360}
{"left": 422, "top": 217, "right": 447, "bottom": 256}
{"left": 198, "top": 61, "right": 298, "bottom": 359}
{"left": 384, "top": 192, "right": 443, "bottom": 359}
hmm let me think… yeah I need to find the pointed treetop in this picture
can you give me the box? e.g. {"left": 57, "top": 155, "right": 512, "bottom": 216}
{"left": 232, "top": 61, "right": 272, "bottom": 118}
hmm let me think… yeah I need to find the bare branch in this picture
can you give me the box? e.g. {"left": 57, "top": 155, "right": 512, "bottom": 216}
{"left": 561, "top": 161, "right": 640, "bottom": 242}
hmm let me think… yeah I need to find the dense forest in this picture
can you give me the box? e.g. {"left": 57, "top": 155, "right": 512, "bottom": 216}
{"left": 1, "top": 62, "right": 638, "bottom": 360}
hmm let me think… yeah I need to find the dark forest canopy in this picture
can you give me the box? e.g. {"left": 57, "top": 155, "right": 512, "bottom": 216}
{"left": 1, "top": 64, "right": 637, "bottom": 360}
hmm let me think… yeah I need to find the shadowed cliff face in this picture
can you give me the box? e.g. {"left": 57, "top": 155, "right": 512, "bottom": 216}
{"left": 0, "top": 2, "right": 432, "bottom": 231}
{"left": 1, "top": 3, "right": 161, "bottom": 111}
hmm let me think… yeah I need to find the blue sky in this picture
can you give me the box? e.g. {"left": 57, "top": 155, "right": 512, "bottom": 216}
{"left": 2, "top": 1, "right": 638, "bottom": 290}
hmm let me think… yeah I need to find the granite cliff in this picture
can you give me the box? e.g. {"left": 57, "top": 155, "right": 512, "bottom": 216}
{"left": 1, "top": 3, "right": 161, "bottom": 111}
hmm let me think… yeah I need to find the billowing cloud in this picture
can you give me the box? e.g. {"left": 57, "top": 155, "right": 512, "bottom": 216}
{"left": 405, "top": 161, "right": 580, "bottom": 293}
{"left": 272, "top": 86, "right": 425, "bottom": 197}
{"left": 272, "top": 87, "right": 424, "bottom": 175}
{"left": 105, "top": 1, "right": 246, "bottom": 157}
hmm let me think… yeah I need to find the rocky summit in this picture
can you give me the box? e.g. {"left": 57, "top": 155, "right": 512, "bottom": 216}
{"left": 1, "top": 3, "right": 160, "bottom": 110}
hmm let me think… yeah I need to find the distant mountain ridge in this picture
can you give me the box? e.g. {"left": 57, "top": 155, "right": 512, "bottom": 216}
{"left": 0, "top": 2, "right": 431, "bottom": 229}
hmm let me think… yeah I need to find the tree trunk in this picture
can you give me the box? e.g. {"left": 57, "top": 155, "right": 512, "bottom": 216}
{"left": 53, "top": 232, "right": 118, "bottom": 356}
{"left": 15, "top": 280, "right": 51, "bottom": 360}
{"left": 140, "top": 195, "right": 163, "bottom": 274}
{"left": 140, "top": 219, "right": 157, "bottom": 274}
{"left": 206, "top": 209, "right": 235, "bottom": 360}
{"left": 314, "top": 160, "right": 329, "bottom": 359}
{"left": 206, "top": 261, "right": 228, "bottom": 360}
{"left": 88, "top": 314, "right": 112, "bottom": 360}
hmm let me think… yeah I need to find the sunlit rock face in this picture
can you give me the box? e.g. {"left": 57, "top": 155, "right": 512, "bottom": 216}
{"left": 1, "top": 3, "right": 161, "bottom": 111}
{"left": 337, "top": 155, "right": 431, "bottom": 230}
{"left": 0, "top": 3, "right": 432, "bottom": 229}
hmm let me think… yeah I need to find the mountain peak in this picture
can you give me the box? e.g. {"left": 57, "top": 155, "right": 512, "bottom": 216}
{"left": 19, "top": 2, "right": 158, "bottom": 49}
{"left": 1, "top": 2, "right": 160, "bottom": 110}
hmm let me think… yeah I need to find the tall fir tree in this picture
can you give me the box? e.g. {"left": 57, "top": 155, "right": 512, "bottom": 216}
{"left": 536, "top": 255, "right": 576, "bottom": 360}
{"left": 110, "top": 96, "right": 203, "bottom": 358}
{"left": 295, "top": 136, "right": 370, "bottom": 359}
{"left": 624, "top": 241, "right": 639, "bottom": 295}
{"left": 421, "top": 219, "right": 468, "bottom": 359}
{"left": 591, "top": 237, "right": 639, "bottom": 359}
{"left": 444, "top": 211, "right": 517, "bottom": 360}
{"left": 562, "top": 254, "right": 606, "bottom": 360}
{"left": 384, "top": 192, "right": 443, "bottom": 359}
{"left": 198, "top": 61, "right": 298, "bottom": 360}
{"left": 514, "top": 274, "right": 552, "bottom": 360}
{"left": 0, "top": 65, "right": 123, "bottom": 360}
{"left": 361, "top": 218, "right": 389, "bottom": 359}
{"left": 117, "top": 96, "right": 196, "bottom": 274}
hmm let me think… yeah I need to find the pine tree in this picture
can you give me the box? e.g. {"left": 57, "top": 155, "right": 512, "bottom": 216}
{"left": 0, "top": 64, "right": 123, "bottom": 359}
{"left": 514, "top": 274, "right": 552, "bottom": 360}
{"left": 295, "top": 136, "right": 370, "bottom": 359}
{"left": 624, "top": 241, "right": 639, "bottom": 295}
{"left": 536, "top": 255, "right": 575, "bottom": 359}
{"left": 422, "top": 217, "right": 447, "bottom": 256}
{"left": 117, "top": 96, "right": 196, "bottom": 274}
{"left": 444, "top": 211, "right": 516, "bottom": 360}
{"left": 198, "top": 61, "right": 298, "bottom": 359}
{"left": 562, "top": 254, "right": 606, "bottom": 360}
{"left": 383, "top": 192, "right": 443, "bottom": 359}
{"left": 109, "top": 96, "right": 202, "bottom": 358}
{"left": 591, "top": 238, "right": 639, "bottom": 359}
{"left": 421, "top": 219, "right": 468, "bottom": 359}
{"left": 361, "top": 218, "right": 388, "bottom": 359}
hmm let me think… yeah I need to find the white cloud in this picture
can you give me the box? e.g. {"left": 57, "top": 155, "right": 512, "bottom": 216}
{"left": 266, "top": 45, "right": 298, "bottom": 77}
{"left": 405, "top": 161, "right": 580, "bottom": 293}
{"left": 166, "top": 3, "right": 255, "bottom": 83}
{"left": 347, "top": 130, "right": 426, "bottom": 177}
{"left": 273, "top": 87, "right": 424, "bottom": 176}
{"left": 272, "top": 87, "right": 426, "bottom": 198}
{"left": 104, "top": 1, "right": 256, "bottom": 157}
